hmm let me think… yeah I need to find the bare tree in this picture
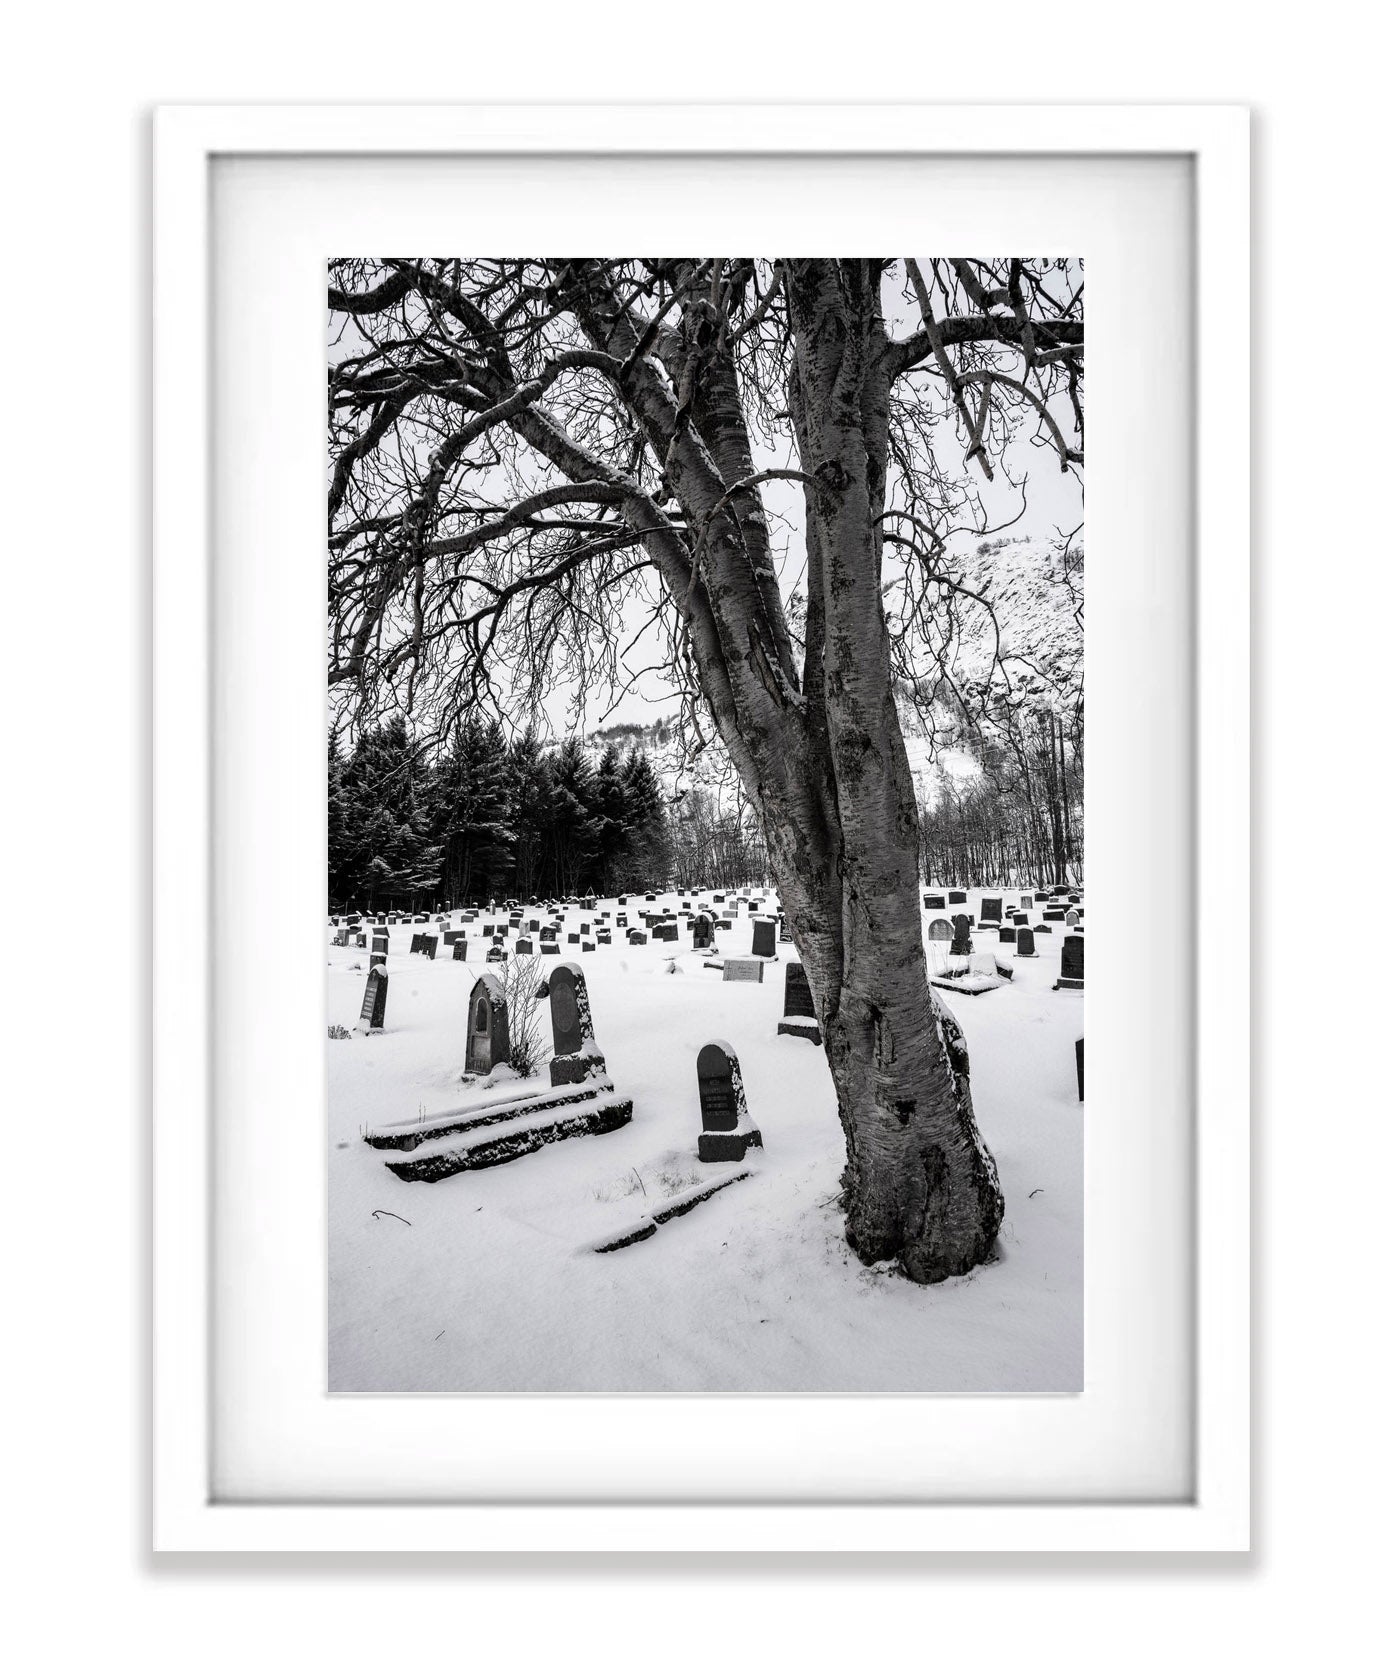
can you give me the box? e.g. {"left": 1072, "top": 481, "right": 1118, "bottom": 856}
{"left": 327, "top": 257, "right": 1083, "bottom": 1282}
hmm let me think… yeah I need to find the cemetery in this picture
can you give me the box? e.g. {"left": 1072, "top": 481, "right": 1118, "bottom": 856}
{"left": 328, "top": 878, "right": 1083, "bottom": 1392}
{"left": 325, "top": 257, "right": 1085, "bottom": 1395}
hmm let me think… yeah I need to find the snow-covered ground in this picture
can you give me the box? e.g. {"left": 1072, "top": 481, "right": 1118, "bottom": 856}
{"left": 328, "top": 893, "right": 1083, "bottom": 1392}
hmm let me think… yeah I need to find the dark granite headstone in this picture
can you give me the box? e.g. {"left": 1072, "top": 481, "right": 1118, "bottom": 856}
{"left": 548, "top": 963, "right": 605, "bottom": 1086}
{"left": 980, "top": 897, "right": 1003, "bottom": 924}
{"left": 423, "top": 934, "right": 438, "bottom": 959}
{"left": 515, "top": 939, "right": 533, "bottom": 955}
{"left": 452, "top": 940, "right": 468, "bottom": 961}
{"left": 1075, "top": 1037, "right": 1084, "bottom": 1101}
{"left": 999, "top": 926, "right": 1016, "bottom": 943}
{"left": 950, "top": 914, "right": 973, "bottom": 957}
{"left": 751, "top": 918, "right": 777, "bottom": 959}
{"left": 948, "top": 890, "right": 967, "bottom": 905}
{"left": 778, "top": 962, "right": 822, "bottom": 1044}
{"left": 1056, "top": 935, "right": 1085, "bottom": 990}
{"left": 692, "top": 913, "right": 714, "bottom": 949}
{"left": 357, "top": 963, "right": 387, "bottom": 1032}
{"left": 409, "top": 931, "right": 424, "bottom": 954}
{"left": 696, "top": 1040, "right": 763, "bottom": 1163}
{"left": 1016, "top": 926, "right": 1037, "bottom": 957}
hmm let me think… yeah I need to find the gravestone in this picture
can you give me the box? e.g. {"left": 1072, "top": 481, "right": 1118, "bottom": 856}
{"left": 1045, "top": 907, "right": 1066, "bottom": 922}
{"left": 1034, "top": 891, "right": 1049, "bottom": 902}
{"left": 515, "top": 939, "right": 533, "bottom": 955}
{"left": 409, "top": 931, "right": 424, "bottom": 955}
{"left": 980, "top": 897, "right": 1003, "bottom": 924}
{"left": 486, "top": 944, "right": 506, "bottom": 961}
{"left": 923, "top": 893, "right": 936, "bottom": 909}
{"left": 696, "top": 1040, "right": 763, "bottom": 1163}
{"left": 722, "top": 957, "right": 764, "bottom": 984}
{"left": 692, "top": 912, "right": 714, "bottom": 949}
{"left": 1021, "top": 894, "right": 1033, "bottom": 909}
{"left": 1012, "top": 912, "right": 1029, "bottom": 926}
{"left": 541, "top": 942, "right": 560, "bottom": 955}
{"left": 1055, "top": 934, "right": 1085, "bottom": 991}
{"left": 948, "top": 890, "right": 967, "bottom": 905}
{"left": 950, "top": 914, "right": 973, "bottom": 957}
{"left": 1065, "top": 908, "right": 1080, "bottom": 927}
{"left": 1076, "top": 1037, "right": 1085, "bottom": 1102}
{"left": 423, "top": 934, "right": 438, "bottom": 960}
{"left": 596, "top": 930, "right": 611, "bottom": 944}
{"left": 548, "top": 963, "right": 606, "bottom": 1086}
{"left": 999, "top": 926, "right": 1016, "bottom": 943}
{"left": 628, "top": 929, "right": 646, "bottom": 946}
{"left": 1016, "top": 926, "right": 1037, "bottom": 957}
{"left": 443, "top": 929, "right": 464, "bottom": 947}
{"left": 463, "top": 974, "right": 510, "bottom": 1077}
{"left": 332, "top": 928, "right": 348, "bottom": 948}
{"left": 567, "top": 931, "right": 580, "bottom": 944}
{"left": 751, "top": 918, "right": 777, "bottom": 959}
{"left": 372, "top": 933, "right": 389, "bottom": 961}
{"left": 658, "top": 922, "right": 679, "bottom": 943}
{"left": 356, "top": 962, "right": 388, "bottom": 1032}
{"left": 929, "top": 917, "right": 954, "bottom": 943}
{"left": 778, "top": 962, "right": 821, "bottom": 1044}
{"left": 928, "top": 894, "right": 946, "bottom": 910}
{"left": 452, "top": 940, "right": 468, "bottom": 962}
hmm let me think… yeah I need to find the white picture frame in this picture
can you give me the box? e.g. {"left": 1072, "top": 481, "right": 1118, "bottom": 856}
{"left": 153, "top": 103, "right": 1249, "bottom": 1552}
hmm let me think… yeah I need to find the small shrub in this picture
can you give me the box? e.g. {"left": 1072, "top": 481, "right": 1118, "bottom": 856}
{"left": 498, "top": 949, "right": 547, "bottom": 1076}
{"left": 328, "top": 1024, "right": 352, "bottom": 1040}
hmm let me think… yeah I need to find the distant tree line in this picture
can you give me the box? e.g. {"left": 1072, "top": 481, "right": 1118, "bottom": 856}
{"left": 328, "top": 717, "right": 670, "bottom": 908}
{"left": 915, "top": 705, "right": 1083, "bottom": 888}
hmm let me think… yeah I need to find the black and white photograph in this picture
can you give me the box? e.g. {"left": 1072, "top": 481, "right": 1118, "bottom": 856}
{"left": 326, "top": 257, "right": 1085, "bottom": 1391}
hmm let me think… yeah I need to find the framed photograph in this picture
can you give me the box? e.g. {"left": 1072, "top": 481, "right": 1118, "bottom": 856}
{"left": 153, "top": 104, "right": 1249, "bottom": 1551}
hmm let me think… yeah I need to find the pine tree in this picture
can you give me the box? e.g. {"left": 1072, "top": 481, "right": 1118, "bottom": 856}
{"left": 434, "top": 713, "right": 516, "bottom": 905}
{"left": 547, "top": 738, "right": 601, "bottom": 896}
{"left": 507, "top": 728, "right": 553, "bottom": 900}
{"left": 591, "top": 741, "right": 630, "bottom": 894}
{"left": 620, "top": 748, "right": 670, "bottom": 890}
{"left": 337, "top": 718, "right": 443, "bottom": 910}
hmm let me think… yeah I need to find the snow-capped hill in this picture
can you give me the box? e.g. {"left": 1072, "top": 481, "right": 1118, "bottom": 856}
{"left": 941, "top": 534, "right": 1083, "bottom": 712}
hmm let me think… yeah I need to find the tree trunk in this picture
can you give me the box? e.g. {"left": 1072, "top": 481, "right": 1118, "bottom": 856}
{"left": 765, "top": 261, "right": 1003, "bottom": 1282}
{"left": 565, "top": 257, "right": 1005, "bottom": 1282}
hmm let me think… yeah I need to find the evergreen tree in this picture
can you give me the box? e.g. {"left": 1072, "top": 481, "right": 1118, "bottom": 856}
{"left": 327, "top": 729, "right": 352, "bottom": 906}
{"left": 337, "top": 718, "right": 443, "bottom": 910}
{"left": 507, "top": 728, "right": 554, "bottom": 900}
{"left": 434, "top": 713, "right": 515, "bottom": 904}
{"left": 547, "top": 737, "right": 601, "bottom": 896}
{"left": 620, "top": 748, "right": 670, "bottom": 890}
{"left": 591, "top": 741, "right": 630, "bottom": 893}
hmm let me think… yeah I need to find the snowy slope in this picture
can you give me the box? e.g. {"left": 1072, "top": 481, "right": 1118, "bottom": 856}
{"left": 328, "top": 890, "right": 1083, "bottom": 1393}
{"left": 575, "top": 533, "right": 1081, "bottom": 810}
